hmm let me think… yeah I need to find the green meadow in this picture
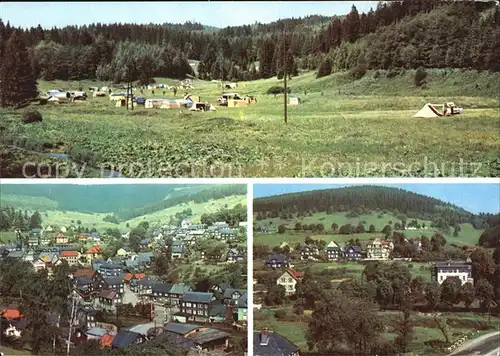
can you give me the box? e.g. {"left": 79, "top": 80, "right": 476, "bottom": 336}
{"left": 254, "top": 211, "right": 483, "bottom": 248}
{"left": 1, "top": 69, "right": 499, "bottom": 177}
{"left": 0, "top": 194, "right": 246, "bottom": 231}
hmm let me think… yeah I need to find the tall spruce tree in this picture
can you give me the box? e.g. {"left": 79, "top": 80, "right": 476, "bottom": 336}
{"left": 1, "top": 30, "right": 38, "bottom": 107}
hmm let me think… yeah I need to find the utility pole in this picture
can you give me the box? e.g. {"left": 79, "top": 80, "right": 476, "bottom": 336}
{"left": 126, "top": 83, "right": 129, "bottom": 111}
{"left": 130, "top": 83, "right": 134, "bottom": 111}
{"left": 283, "top": 26, "right": 288, "bottom": 124}
{"left": 66, "top": 294, "right": 76, "bottom": 356}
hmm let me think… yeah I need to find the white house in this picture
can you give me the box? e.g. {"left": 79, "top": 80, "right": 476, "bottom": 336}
{"left": 276, "top": 269, "right": 304, "bottom": 296}
{"left": 366, "top": 238, "right": 393, "bottom": 260}
{"left": 434, "top": 262, "right": 473, "bottom": 285}
{"left": 181, "top": 219, "right": 192, "bottom": 229}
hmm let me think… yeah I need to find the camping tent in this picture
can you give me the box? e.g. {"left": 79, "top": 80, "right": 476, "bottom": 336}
{"left": 413, "top": 103, "right": 443, "bottom": 118}
{"left": 189, "top": 102, "right": 211, "bottom": 111}
{"left": 115, "top": 99, "right": 126, "bottom": 107}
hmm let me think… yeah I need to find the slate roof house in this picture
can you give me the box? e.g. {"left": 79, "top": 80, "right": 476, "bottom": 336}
{"left": 265, "top": 254, "right": 290, "bottom": 269}
{"left": 326, "top": 242, "right": 342, "bottom": 261}
{"left": 235, "top": 292, "right": 248, "bottom": 323}
{"left": 222, "top": 289, "right": 246, "bottom": 304}
{"left": 226, "top": 248, "right": 243, "bottom": 263}
{"left": 155, "top": 323, "right": 231, "bottom": 353}
{"left": 254, "top": 328, "right": 300, "bottom": 356}
{"left": 210, "top": 283, "right": 232, "bottom": 295}
{"left": 111, "top": 330, "right": 144, "bottom": 349}
{"left": 300, "top": 245, "right": 319, "bottom": 261}
{"left": 343, "top": 245, "right": 362, "bottom": 260}
{"left": 151, "top": 283, "right": 172, "bottom": 303}
{"left": 99, "top": 290, "right": 121, "bottom": 310}
{"left": 434, "top": 261, "right": 474, "bottom": 285}
{"left": 98, "top": 275, "right": 125, "bottom": 294}
{"left": 98, "top": 263, "right": 123, "bottom": 277}
{"left": 167, "top": 283, "right": 192, "bottom": 306}
{"left": 175, "top": 292, "right": 216, "bottom": 323}
{"left": 130, "top": 277, "right": 156, "bottom": 294}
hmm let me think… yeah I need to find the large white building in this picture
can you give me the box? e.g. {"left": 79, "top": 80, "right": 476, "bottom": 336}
{"left": 366, "top": 238, "right": 393, "bottom": 260}
{"left": 434, "top": 262, "right": 473, "bottom": 285}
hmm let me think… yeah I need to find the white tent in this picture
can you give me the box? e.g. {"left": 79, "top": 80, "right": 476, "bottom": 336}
{"left": 413, "top": 103, "right": 443, "bottom": 118}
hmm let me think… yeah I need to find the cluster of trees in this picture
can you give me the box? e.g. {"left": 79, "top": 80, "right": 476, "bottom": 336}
{"left": 256, "top": 248, "right": 500, "bottom": 355}
{"left": 74, "top": 340, "right": 187, "bottom": 356}
{"left": 316, "top": 1, "right": 500, "bottom": 77}
{"left": 0, "top": 260, "right": 72, "bottom": 354}
{"left": 254, "top": 186, "right": 495, "bottom": 233}
{"left": 200, "top": 203, "right": 246, "bottom": 227}
{"left": 2, "top": 2, "right": 500, "bottom": 108}
{"left": 0, "top": 207, "right": 42, "bottom": 232}
{"left": 478, "top": 215, "right": 500, "bottom": 248}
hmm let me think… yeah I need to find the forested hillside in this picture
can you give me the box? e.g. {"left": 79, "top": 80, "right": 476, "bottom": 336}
{"left": 0, "top": 184, "right": 245, "bottom": 215}
{"left": 253, "top": 186, "right": 496, "bottom": 230}
{"left": 0, "top": 1, "right": 497, "bottom": 88}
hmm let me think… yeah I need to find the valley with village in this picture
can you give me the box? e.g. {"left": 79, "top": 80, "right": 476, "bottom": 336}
{"left": 1, "top": 1, "right": 500, "bottom": 178}
{"left": 0, "top": 184, "right": 248, "bottom": 356}
{"left": 252, "top": 185, "right": 500, "bottom": 356}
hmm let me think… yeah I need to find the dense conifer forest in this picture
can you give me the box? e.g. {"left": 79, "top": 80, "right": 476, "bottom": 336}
{"left": 253, "top": 186, "right": 499, "bottom": 231}
{"left": 0, "top": 0, "right": 498, "bottom": 94}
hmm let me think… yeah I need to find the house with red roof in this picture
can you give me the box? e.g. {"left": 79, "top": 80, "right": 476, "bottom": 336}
{"left": 86, "top": 244, "right": 103, "bottom": 263}
{"left": 1, "top": 308, "right": 22, "bottom": 320}
{"left": 276, "top": 269, "right": 304, "bottom": 296}
{"left": 123, "top": 273, "right": 146, "bottom": 284}
{"left": 59, "top": 250, "right": 80, "bottom": 265}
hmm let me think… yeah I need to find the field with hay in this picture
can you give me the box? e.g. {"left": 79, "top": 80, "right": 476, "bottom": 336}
{"left": 1, "top": 69, "right": 499, "bottom": 177}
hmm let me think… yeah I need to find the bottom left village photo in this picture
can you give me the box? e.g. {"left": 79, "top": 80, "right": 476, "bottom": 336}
{"left": 0, "top": 183, "right": 249, "bottom": 356}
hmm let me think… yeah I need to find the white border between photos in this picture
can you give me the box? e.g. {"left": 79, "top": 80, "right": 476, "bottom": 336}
{"left": 246, "top": 182, "right": 254, "bottom": 356}
{"left": 1, "top": 177, "right": 499, "bottom": 185}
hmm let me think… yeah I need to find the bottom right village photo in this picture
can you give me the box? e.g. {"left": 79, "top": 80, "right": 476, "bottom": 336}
{"left": 252, "top": 183, "right": 500, "bottom": 356}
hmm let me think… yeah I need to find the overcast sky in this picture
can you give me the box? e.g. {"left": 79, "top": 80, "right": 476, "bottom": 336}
{"left": 254, "top": 183, "right": 500, "bottom": 214}
{"left": 1, "top": 1, "right": 380, "bottom": 29}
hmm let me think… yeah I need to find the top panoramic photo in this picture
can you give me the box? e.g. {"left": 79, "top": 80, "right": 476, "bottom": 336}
{"left": 1, "top": 1, "right": 499, "bottom": 178}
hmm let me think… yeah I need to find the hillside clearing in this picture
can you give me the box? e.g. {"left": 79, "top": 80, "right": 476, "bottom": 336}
{"left": 3, "top": 194, "right": 246, "bottom": 231}
{"left": 1, "top": 69, "right": 499, "bottom": 177}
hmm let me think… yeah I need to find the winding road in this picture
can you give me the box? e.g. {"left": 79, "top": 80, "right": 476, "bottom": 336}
{"left": 450, "top": 332, "right": 500, "bottom": 356}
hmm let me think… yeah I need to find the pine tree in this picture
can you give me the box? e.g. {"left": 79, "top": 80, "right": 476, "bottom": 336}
{"left": 342, "top": 5, "right": 361, "bottom": 43}
{"left": 258, "top": 38, "right": 275, "bottom": 79}
{"left": 1, "top": 30, "right": 38, "bottom": 108}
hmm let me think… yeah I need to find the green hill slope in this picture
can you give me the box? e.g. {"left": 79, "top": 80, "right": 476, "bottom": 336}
{"left": 0, "top": 194, "right": 59, "bottom": 211}
{"left": 24, "top": 194, "right": 246, "bottom": 231}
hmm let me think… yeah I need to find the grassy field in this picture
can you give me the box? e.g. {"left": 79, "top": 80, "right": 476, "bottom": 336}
{"left": 0, "top": 231, "right": 18, "bottom": 244}
{"left": 254, "top": 211, "right": 483, "bottom": 247}
{"left": 289, "top": 260, "right": 434, "bottom": 283}
{"left": 1, "top": 69, "right": 498, "bottom": 177}
{"left": 255, "top": 307, "right": 500, "bottom": 355}
{"left": 0, "top": 194, "right": 246, "bottom": 231}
